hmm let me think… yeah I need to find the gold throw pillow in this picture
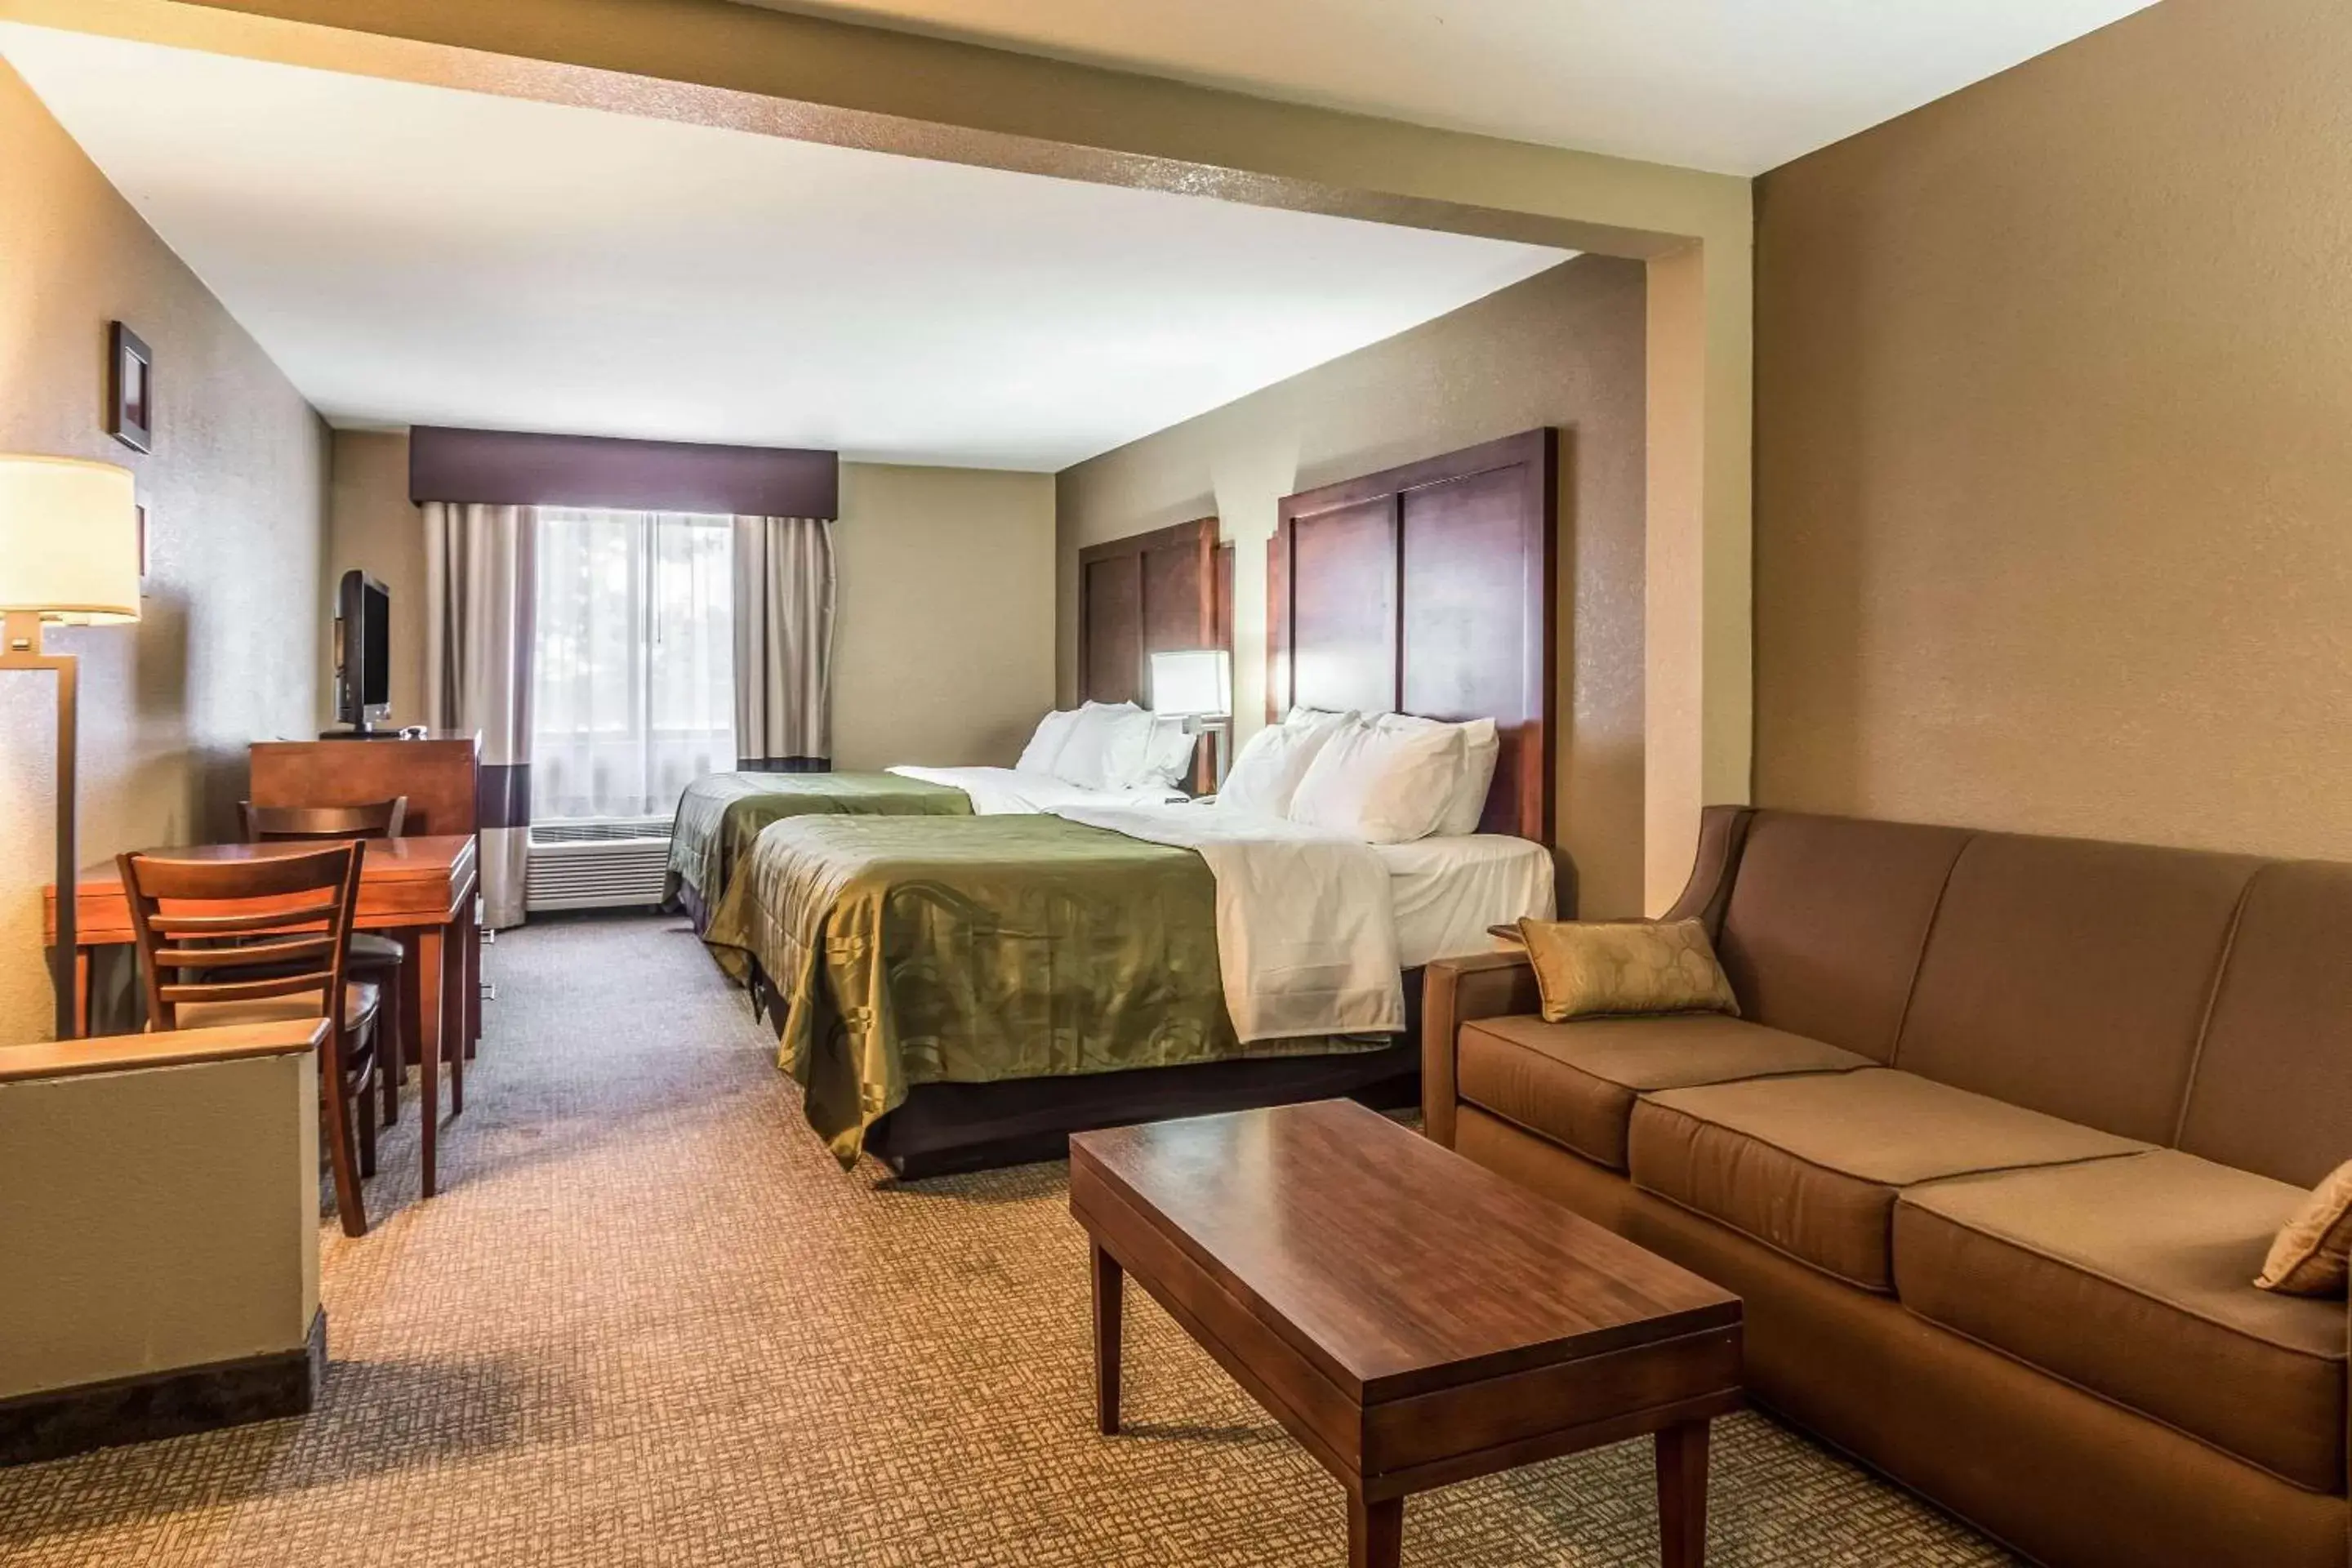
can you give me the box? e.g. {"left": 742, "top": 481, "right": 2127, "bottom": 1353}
{"left": 2254, "top": 1160, "right": 2352, "bottom": 1297}
{"left": 1517, "top": 917, "right": 1741, "bottom": 1023}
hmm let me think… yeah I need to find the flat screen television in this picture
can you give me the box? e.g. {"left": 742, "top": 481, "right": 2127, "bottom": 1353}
{"left": 332, "top": 568, "right": 393, "bottom": 733}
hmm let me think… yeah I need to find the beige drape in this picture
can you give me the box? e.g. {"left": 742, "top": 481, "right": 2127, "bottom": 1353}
{"left": 732, "top": 515, "right": 835, "bottom": 771}
{"left": 425, "top": 501, "right": 536, "bottom": 929}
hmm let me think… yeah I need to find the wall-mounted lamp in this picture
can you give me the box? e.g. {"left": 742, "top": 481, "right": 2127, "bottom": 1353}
{"left": 0, "top": 456, "right": 142, "bottom": 1039}
{"left": 1149, "top": 648, "right": 1233, "bottom": 791}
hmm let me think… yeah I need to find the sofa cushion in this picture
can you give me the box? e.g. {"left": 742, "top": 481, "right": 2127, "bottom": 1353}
{"left": 1630, "top": 1068, "right": 2149, "bottom": 1291}
{"left": 1895, "top": 1151, "right": 2347, "bottom": 1493}
{"left": 1456, "top": 1013, "right": 1870, "bottom": 1170}
{"left": 1714, "top": 813, "right": 1971, "bottom": 1062}
{"left": 2176, "top": 861, "right": 2352, "bottom": 1188}
{"left": 1891, "top": 831, "right": 2261, "bottom": 1143}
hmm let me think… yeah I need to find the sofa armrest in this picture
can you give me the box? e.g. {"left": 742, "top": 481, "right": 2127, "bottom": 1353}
{"left": 1420, "top": 949, "right": 1539, "bottom": 1147}
{"left": 1660, "top": 804, "right": 1756, "bottom": 939}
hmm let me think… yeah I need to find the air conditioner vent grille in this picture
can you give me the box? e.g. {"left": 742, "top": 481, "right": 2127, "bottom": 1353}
{"left": 525, "top": 831, "right": 672, "bottom": 912}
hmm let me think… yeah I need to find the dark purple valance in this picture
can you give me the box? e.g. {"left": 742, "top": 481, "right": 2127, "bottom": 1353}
{"left": 408, "top": 425, "right": 838, "bottom": 519}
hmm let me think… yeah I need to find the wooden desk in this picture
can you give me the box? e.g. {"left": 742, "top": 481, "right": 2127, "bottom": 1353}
{"left": 46, "top": 835, "right": 479, "bottom": 1199}
{"left": 1071, "top": 1100, "right": 1744, "bottom": 1568}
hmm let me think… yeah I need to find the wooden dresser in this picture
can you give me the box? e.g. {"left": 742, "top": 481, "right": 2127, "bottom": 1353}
{"left": 248, "top": 733, "right": 483, "bottom": 1058}
{"left": 249, "top": 733, "right": 481, "bottom": 837}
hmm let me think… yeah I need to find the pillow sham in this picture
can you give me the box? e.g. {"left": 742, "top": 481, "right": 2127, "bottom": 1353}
{"left": 1285, "top": 706, "right": 1357, "bottom": 730}
{"left": 1374, "top": 713, "right": 1500, "bottom": 835}
{"left": 1132, "top": 715, "right": 1200, "bottom": 792}
{"left": 1517, "top": 917, "right": 1742, "bottom": 1023}
{"left": 1218, "top": 711, "right": 1348, "bottom": 817}
{"left": 2254, "top": 1159, "right": 2352, "bottom": 1298}
{"left": 1017, "top": 709, "right": 1082, "bottom": 774}
{"left": 1287, "top": 718, "right": 1466, "bottom": 844}
{"left": 1051, "top": 702, "right": 1152, "bottom": 792}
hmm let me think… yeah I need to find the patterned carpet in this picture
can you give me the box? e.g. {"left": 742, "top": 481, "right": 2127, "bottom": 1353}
{"left": 0, "top": 914, "right": 2019, "bottom": 1566}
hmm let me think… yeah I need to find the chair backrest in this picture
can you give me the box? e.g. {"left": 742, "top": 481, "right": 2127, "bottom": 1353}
{"left": 241, "top": 795, "right": 408, "bottom": 843}
{"left": 118, "top": 844, "right": 362, "bottom": 1031}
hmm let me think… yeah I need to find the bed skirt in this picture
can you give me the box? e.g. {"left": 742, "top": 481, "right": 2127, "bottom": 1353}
{"left": 744, "top": 960, "right": 1423, "bottom": 1179}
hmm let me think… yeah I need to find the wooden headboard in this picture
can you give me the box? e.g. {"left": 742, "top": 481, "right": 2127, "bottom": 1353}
{"left": 1266, "top": 429, "right": 1557, "bottom": 842}
{"left": 1077, "top": 517, "right": 1228, "bottom": 704}
{"left": 1077, "top": 518, "right": 1233, "bottom": 791}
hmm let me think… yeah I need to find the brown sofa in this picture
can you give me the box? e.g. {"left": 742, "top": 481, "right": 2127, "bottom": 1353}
{"left": 1423, "top": 807, "right": 2350, "bottom": 1568}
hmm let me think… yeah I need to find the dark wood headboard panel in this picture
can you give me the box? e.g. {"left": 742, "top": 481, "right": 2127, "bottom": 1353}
{"left": 1078, "top": 518, "right": 1228, "bottom": 705}
{"left": 1077, "top": 518, "right": 1232, "bottom": 791}
{"left": 1267, "top": 429, "right": 1557, "bottom": 842}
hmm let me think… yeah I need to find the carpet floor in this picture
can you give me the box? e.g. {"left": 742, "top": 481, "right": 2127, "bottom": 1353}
{"left": 0, "top": 913, "right": 2019, "bottom": 1566}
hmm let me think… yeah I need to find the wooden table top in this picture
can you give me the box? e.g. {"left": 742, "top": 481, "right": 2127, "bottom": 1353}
{"left": 1071, "top": 1098, "right": 1740, "bottom": 1405}
{"left": 43, "top": 834, "right": 479, "bottom": 943}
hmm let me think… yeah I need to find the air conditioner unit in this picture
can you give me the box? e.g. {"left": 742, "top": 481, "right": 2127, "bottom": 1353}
{"left": 525, "top": 817, "right": 673, "bottom": 912}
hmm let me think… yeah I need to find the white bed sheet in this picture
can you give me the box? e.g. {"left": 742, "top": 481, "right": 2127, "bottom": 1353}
{"left": 1374, "top": 834, "right": 1557, "bottom": 968}
{"left": 1052, "top": 801, "right": 1404, "bottom": 1043}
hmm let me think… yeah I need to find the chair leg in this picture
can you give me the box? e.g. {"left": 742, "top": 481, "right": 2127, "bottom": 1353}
{"left": 358, "top": 1062, "right": 378, "bottom": 1178}
{"left": 377, "top": 973, "right": 401, "bottom": 1128}
{"left": 322, "top": 1031, "right": 368, "bottom": 1238}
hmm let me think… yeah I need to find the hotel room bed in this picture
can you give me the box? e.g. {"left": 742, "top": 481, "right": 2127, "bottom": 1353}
{"left": 666, "top": 770, "right": 972, "bottom": 926}
{"left": 664, "top": 758, "right": 1186, "bottom": 928}
{"left": 706, "top": 427, "right": 1561, "bottom": 1177}
{"left": 702, "top": 810, "right": 1553, "bottom": 1174}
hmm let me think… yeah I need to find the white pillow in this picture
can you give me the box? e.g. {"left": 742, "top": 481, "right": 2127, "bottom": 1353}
{"left": 1287, "top": 718, "right": 1468, "bottom": 844}
{"left": 1285, "top": 706, "right": 1356, "bottom": 730}
{"left": 1373, "top": 713, "right": 1500, "bottom": 835}
{"left": 1218, "top": 713, "right": 1348, "bottom": 817}
{"left": 1017, "top": 709, "right": 1081, "bottom": 774}
{"left": 1052, "top": 702, "right": 1152, "bottom": 792}
{"left": 1132, "top": 715, "right": 1199, "bottom": 793}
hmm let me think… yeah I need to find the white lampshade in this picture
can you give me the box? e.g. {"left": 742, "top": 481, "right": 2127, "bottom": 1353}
{"left": 1149, "top": 648, "right": 1232, "bottom": 716}
{"left": 0, "top": 455, "right": 140, "bottom": 624}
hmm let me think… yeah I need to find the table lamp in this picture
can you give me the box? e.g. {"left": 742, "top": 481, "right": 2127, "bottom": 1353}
{"left": 0, "top": 456, "right": 141, "bottom": 1039}
{"left": 1148, "top": 648, "right": 1234, "bottom": 790}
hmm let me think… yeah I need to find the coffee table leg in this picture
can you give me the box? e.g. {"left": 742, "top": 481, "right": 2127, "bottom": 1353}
{"left": 1655, "top": 1419, "right": 1711, "bottom": 1567}
{"left": 1347, "top": 1494, "right": 1402, "bottom": 1568}
{"left": 1092, "top": 1241, "right": 1122, "bottom": 1435}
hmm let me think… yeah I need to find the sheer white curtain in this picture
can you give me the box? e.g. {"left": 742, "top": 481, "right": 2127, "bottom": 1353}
{"left": 532, "top": 509, "right": 735, "bottom": 821}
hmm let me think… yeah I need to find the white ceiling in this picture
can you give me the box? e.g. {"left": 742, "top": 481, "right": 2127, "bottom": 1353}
{"left": 745, "top": 0, "right": 2159, "bottom": 176}
{"left": 0, "top": 24, "right": 1571, "bottom": 471}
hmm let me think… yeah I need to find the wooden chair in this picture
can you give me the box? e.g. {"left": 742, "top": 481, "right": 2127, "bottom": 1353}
{"left": 120, "top": 843, "right": 383, "bottom": 1237}
{"left": 242, "top": 796, "right": 408, "bottom": 1131}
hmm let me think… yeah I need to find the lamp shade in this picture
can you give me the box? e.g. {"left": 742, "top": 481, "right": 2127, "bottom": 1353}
{"left": 1149, "top": 648, "right": 1232, "bottom": 716}
{"left": 0, "top": 456, "right": 140, "bottom": 624}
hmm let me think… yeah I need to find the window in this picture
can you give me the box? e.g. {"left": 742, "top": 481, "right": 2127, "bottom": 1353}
{"left": 532, "top": 509, "right": 733, "bottom": 821}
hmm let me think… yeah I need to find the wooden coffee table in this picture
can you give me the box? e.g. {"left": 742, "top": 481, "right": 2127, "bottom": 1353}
{"left": 1069, "top": 1099, "right": 1743, "bottom": 1566}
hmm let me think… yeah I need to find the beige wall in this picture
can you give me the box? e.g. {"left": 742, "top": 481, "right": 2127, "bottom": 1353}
{"left": 0, "top": 60, "right": 329, "bottom": 1043}
{"left": 1753, "top": 0, "right": 2352, "bottom": 862}
{"left": 326, "top": 443, "right": 1059, "bottom": 773}
{"left": 0, "top": 1051, "right": 318, "bottom": 1399}
{"left": 324, "top": 429, "right": 430, "bottom": 727}
{"left": 1057, "top": 256, "right": 1649, "bottom": 917}
{"left": 832, "top": 462, "right": 1058, "bottom": 770}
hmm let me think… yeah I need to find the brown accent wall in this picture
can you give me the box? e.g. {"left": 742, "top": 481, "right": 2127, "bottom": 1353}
{"left": 0, "top": 60, "right": 330, "bottom": 1043}
{"left": 1753, "top": 0, "right": 2352, "bottom": 861}
{"left": 1057, "top": 256, "right": 1646, "bottom": 916}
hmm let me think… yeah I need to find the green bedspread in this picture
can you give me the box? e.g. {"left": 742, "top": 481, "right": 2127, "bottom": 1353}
{"left": 666, "top": 771, "right": 972, "bottom": 909}
{"left": 698, "top": 813, "right": 1383, "bottom": 1166}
